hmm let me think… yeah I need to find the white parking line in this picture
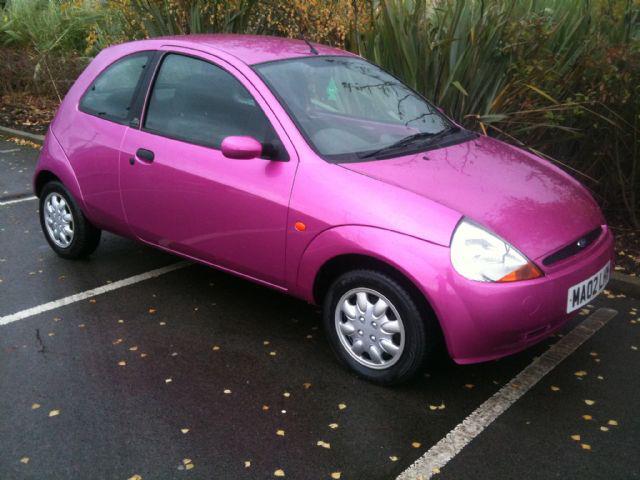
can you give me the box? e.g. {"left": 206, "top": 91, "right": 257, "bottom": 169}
{"left": 0, "top": 195, "right": 37, "bottom": 206}
{"left": 0, "top": 261, "right": 191, "bottom": 326}
{"left": 397, "top": 307, "right": 618, "bottom": 480}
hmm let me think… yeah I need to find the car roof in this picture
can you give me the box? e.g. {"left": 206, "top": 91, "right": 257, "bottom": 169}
{"left": 135, "top": 34, "right": 356, "bottom": 65}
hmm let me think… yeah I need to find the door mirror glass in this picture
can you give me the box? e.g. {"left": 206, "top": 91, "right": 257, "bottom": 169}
{"left": 221, "top": 136, "right": 262, "bottom": 160}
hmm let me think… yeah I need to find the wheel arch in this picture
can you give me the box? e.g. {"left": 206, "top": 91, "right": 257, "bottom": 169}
{"left": 34, "top": 170, "right": 62, "bottom": 197}
{"left": 293, "top": 225, "right": 451, "bottom": 354}
{"left": 313, "top": 254, "right": 428, "bottom": 313}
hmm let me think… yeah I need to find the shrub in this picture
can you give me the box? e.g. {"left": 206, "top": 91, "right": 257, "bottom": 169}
{"left": 357, "top": 0, "right": 640, "bottom": 227}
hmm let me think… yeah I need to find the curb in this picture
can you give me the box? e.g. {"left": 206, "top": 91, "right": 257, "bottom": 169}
{"left": 609, "top": 271, "right": 640, "bottom": 298}
{"left": 0, "top": 125, "right": 45, "bottom": 143}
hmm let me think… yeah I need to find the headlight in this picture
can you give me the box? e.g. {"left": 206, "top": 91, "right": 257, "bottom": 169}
{"left": 450, "top": 219, "right": 542, "bottom": 282}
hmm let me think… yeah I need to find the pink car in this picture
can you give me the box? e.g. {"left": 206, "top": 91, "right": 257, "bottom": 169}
{"left": 34, "top": 35, "right": 613, "bottom": 384}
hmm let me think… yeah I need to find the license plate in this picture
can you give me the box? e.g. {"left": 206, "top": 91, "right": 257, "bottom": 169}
{"left": 566, "top": 262, "right": 611, "bottom": 313}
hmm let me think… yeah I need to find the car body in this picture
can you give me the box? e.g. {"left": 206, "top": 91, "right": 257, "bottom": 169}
{"left": 34, "top": 35, "right": 614, "bottom": 383}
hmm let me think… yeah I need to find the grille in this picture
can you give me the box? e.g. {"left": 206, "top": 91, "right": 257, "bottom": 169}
{"left": 542, "top": 227, "right": 602, "bottom": 266}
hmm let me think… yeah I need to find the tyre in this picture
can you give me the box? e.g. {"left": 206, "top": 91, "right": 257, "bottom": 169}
{"left": 323, "top": 269, "right": 437, "bottom": 385}
{"left": 39, "top": 181, "right": 101, "bottom": 259}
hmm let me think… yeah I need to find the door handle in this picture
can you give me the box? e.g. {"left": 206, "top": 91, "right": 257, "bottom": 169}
{"left": 135, "top": 148, "right": 155, "bottom": 163}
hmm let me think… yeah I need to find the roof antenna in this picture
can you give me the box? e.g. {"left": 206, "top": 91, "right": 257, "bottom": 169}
{"left": 303, "top": 37, "right": 319, "bottom": 55}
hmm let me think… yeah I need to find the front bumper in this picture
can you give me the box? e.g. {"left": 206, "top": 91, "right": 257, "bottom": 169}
{"left": 417, "top": 225, "right": 615, "bottom": 364}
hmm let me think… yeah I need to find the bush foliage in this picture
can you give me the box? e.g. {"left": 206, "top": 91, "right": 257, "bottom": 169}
{"left": 1, "top": 0, "right": 638, "bottom": 225}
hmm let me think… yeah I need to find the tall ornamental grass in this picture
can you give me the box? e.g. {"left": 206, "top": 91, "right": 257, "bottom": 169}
{"left": 357, "top": 0, "right": 639, "bottom": 227}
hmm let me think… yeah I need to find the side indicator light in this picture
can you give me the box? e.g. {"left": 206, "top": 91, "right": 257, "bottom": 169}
{"left": 498, "top": 263, "right": 543, "bottom": 282}
{"left": 294, "top": 222, "right": 306, "bottom": 232}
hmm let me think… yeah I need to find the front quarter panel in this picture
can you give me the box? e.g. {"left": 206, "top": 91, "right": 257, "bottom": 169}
{"left": 284, "top": 160, "right": 462, "bottom": 294}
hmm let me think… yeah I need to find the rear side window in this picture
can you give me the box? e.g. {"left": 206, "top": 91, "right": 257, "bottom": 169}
{"left": 143, "top": 54, "right": 286, "bottom": 160}
{"left": 80, "top": 52, "right": 152, "bottom": 123}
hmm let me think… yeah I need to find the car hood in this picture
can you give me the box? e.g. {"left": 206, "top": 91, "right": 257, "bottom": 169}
{"left": 340, "top": 135, "right": 604, "bottom": 261}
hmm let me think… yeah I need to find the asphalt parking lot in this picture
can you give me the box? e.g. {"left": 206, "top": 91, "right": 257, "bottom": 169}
{"left": 1, "top": 136, "right": 639, "bottom": 480}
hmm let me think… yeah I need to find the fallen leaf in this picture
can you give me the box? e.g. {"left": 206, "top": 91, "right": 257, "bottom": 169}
{"left": 607, "top": 419, "right": 619, "bottom": 426}
{"left": 244, "top": 460, "right": 251, "bottom": 468}
{"left": 148, "top": 308, "right": 156, "bottom": 314}
{"left": 283, "top": 392, "right": 291, "bottom": 398}
{"left": 584, "top": 399, "right": 595, "bottom": 406}
{"left": 159, "top": 322, "right": 166, "bottom": 326}
{"left": 113, "top": 338, "right": 123, "bottom": 345}
{"left": 317, "top": 440, "right": 331, "bottom": 449}
{"left": 582, "top": 415, "right": 593, "bottom": 421}
{"left": 128, "top": 475, "right": 142, "bottom": 480}
{"left": 165, "top": 378, "right": 172, "bottom": 383}
{"left": 550, "top": 386, "right": 560, "bottom": 392}
{"left": 571, "top": 434, "right": 581, "bottom": 441}
{"left": 389, "top": 456, "right": 398, "bottom": 462}
{"left": 48, "top": 409, "right": 60, "bottom": 417}
{"left": 464, "top": 384, "right": 475, "bottom": 389}
{"left": 574, "top": 371, "right": 587, "bottom": 377}
{"left": 432, "top": 467, "right": 441, "bottom": 474}
{"left": 276, "top": 429, "right": 285, "bottom": 436}
{"left": 31, "top": 403, "right": 41, "bottom": 410}
{"left": 303, "top": 383, "right": 312, "bottom": 389}
{"left": 20, "top": 457, "right": 29, "bottom": 464}
{"left": 263, "top": 340, "right": 270, "bottom": 345}
{"left": 581, "top": 443, "right": 591, "bottom": 450}
{"left": 412, "top": 442, "right": 421, "bottom": 448}
{"left": 269, "top": 351, "right": 277, "bottom": 356}
{"left": 274, "top": 468, "right": 285, "bottom": 477}
{"left": 338, "top": 403, "right": 347, "bottom": 410}
{"left": 330, "top": 472, "right": 341, "bottom": 479}
{"left": 185, "top": 464, "right": 194, "bottom": 470}
{"left": 600, "top": 426, "right": 609, "bottom": 432}
{"left": 212, "top": 345, "right": 220, "bottom": 351}
{"left": 262, "top": 405, "right": 270, "bottom": 411}
{"left": 181, "top": 428, "right": 189, "bottom": 434}
{"left": 224, "top": 389, "right": 232, "bottom": 394}
{"left": 329, "top": 423, "right": 338, "bottom": 429}
{"left": 118, "top": 360, "right": 126, "bottom": 367}
{"left": 182, "top": 458, "right": 192, "bottom": 465}
{"left": 118, "top": 319, "right": 124, "bottom": 324}
{"left": 129, "top": 346, "right": 138, "bottom": 351}
{"left": 140, "top": 353, "right": 148, "bottom": 358}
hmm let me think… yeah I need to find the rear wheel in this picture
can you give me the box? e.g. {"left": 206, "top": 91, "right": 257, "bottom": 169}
{"left": 323, "top": 269, "right": 436, "bottom": 385}
{"left": 39, "top": 181, "right": 101, "bottom": 259}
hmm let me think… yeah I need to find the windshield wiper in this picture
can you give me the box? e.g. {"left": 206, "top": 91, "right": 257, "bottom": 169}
{"left": 359, "top": 125, "right": 460, "bottom": 160}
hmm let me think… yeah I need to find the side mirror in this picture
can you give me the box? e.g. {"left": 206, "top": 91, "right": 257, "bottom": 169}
{"left": 221, "top": 136, "right": 262, "bottom": 160}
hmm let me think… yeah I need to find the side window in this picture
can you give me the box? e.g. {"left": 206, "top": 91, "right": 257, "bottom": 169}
{"left": 144, "top": 54, "right": 285, "bottom": 159}
{"left": 79, "top": 52, "right": 152, "bottom": 123}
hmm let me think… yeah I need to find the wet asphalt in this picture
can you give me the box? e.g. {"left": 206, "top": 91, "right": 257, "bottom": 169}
{"left": 0, "top": 136, "right": 638, "bottom": 480}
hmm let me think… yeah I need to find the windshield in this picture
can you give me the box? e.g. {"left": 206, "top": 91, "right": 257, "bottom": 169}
{"left": 254, "top": 56, "right": 453, "bottom": 162}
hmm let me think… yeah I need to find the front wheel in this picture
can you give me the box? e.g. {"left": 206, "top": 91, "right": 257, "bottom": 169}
{"left": 39, "top": 181, "right": 101, "bottom": 259}
{"left": 323, "top": 269, "right": 436, "bottom": 385}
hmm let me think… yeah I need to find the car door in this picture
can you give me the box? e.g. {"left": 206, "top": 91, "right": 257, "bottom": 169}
{"left": 119, "top": 51, "right": 298, "bottom": 287}
{"left": 61, "top": 50, "right": 155, "bottom": 234}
